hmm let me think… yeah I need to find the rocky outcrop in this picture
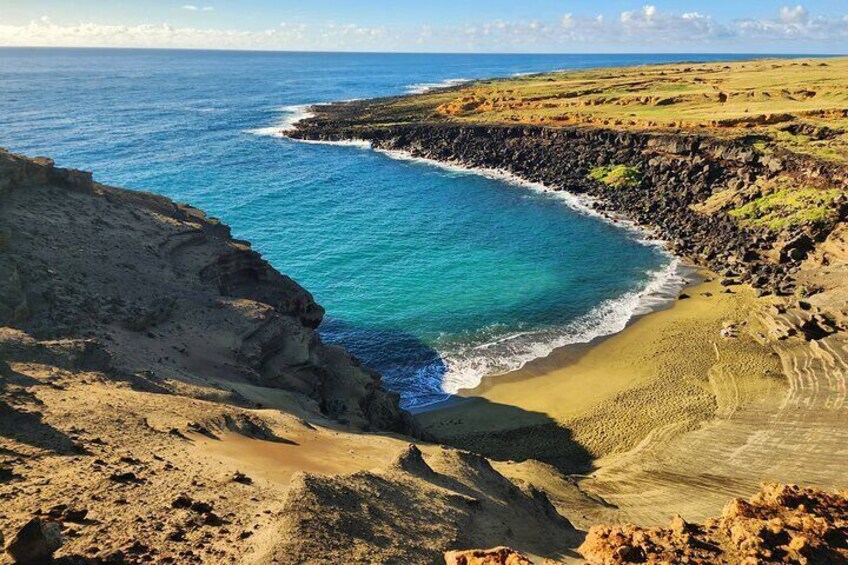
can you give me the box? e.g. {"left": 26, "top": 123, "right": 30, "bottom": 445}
{"left": 579, "top": 483, "right": 848, "bottom": 564}
{"left": 444, "top": 547, "right": 534, "bottom": 565}
{"left": 4, "top": 518, "right": 64, "bottom": 563}
{"left": 201, "top": 245, "right": 324, "bottom": 329}
{"left": 0, "top": 148, "right": 414, "bottom": 434}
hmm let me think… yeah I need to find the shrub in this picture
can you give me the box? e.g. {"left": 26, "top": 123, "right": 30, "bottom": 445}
{"left": 729, "top": 188, "right": 841, "bottom": 231}
{"left": 589, "top": 164, "right": 642, "bottom": 188}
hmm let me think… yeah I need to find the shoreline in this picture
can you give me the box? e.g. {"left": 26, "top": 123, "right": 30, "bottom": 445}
{"left": 456, "top": 268, "right": 713, "bottom": 406}
{"left": 281, "top": 127, "right": 698, "bottom": 409}
{"left": 411, "top": 262, "right": 704, "bottom": 415}
{"left": 414, "top": 273, "right": 782, "bottom": 478}
{"left": 281, "top": 57, "right": 848, "bottom": 520}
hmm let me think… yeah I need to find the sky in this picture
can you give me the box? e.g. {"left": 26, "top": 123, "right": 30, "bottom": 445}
{"left": 0, "top": 1, "right": 846, "bottom": 53}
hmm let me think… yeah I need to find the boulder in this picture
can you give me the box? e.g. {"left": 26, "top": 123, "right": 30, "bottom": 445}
{"left": 4, "top": 518, "right": 63, "bottom": 563}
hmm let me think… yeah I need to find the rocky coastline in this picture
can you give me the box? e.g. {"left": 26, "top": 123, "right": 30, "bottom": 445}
{"left": 3, "top": 54, "right": 848, "bottom": 563}
{"left": 290, "top": 102, "right": 848, "bottom": 342}
{"left": 2, "top": 138, "right": 846, "bottom": 562}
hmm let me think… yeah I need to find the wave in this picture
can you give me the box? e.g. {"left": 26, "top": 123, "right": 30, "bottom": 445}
{"left": 433, "top": 257, "right": 684, "bottom": 401}
{"left": 244, "top": 104, "right": 315, "bottom": 138}
{"left": 294, "top": 138, "right": 372, "bottom": 149}
{"left": 366, "top": 147, "right": 688, "bottom": 407}
{"left": 404, "top": 78, "right": 472, "bottom": 94}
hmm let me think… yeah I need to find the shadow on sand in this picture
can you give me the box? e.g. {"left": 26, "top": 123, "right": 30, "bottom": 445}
{"left": 418, "top": 396, "right": 594, "bottom": 475}
{"left": 320, "top": 318, "right": 595, "bottom": 475}
{"left": 0, "top": 361, "right": 81, "bottom": 456}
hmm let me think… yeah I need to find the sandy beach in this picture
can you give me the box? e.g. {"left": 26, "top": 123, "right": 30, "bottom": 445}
{"left": 416, "top": 272, "right": 784, "bottom": 474}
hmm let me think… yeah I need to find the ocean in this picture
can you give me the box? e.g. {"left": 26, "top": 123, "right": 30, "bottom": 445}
{"left": 0, "top": 48, "right": 770, "bottom": 408}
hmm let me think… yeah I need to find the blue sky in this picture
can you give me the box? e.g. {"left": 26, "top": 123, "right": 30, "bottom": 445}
{"left": 1, "top": 1, "right": 846, "bottom": 52}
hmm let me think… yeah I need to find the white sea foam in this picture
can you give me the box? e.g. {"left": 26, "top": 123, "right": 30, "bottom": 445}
{"left": 284, "top": 133, "right": 690, "bottom": 406}
{"left": 405, "top": 78, "right": 472, "bottom": 94}
{"left": 244, "top": 104, "right": 315, "bottom": 138}
{"left": 436, "top": 257, "right": 685, "bottom": 397}
{"left": 295, "top": 138, "right": 373, "bottom": 149}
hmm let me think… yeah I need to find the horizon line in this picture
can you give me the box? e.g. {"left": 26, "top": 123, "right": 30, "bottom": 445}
{"left": 0, "top": 45, "right": 846, "bottom": 57}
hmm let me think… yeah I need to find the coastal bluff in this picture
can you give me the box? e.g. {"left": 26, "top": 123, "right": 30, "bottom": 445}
{"left": 0, "top": 148, "right": 413, "bottom": 434}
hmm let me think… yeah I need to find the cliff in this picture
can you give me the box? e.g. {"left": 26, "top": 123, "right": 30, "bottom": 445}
{"left": 0, "top": 148, "right": 413, "bottom": 433}
{"left": 0, "top": 148, "right": 588, "bottom": 564}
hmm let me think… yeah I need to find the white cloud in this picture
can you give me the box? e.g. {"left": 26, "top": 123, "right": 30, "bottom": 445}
{"left": 182, "top": 5, "right": 214, "bottom": 12}
{"left": 0, "top": 4, "right": 846, "bottom": 52}
{"left": 736, "top": 4, "right": 848, "bottom": 41}
{"left": 780, "top": 5, "right": 809, "bottom": 24}
{"left": 0, "top": 18, "right": 387, "bottom": 50}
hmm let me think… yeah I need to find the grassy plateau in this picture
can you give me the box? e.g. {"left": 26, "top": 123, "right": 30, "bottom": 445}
{"left": 356, "top": 57, "right": 848, "bottom": 166}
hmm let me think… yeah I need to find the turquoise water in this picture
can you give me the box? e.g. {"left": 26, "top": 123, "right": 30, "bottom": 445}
{"left": 0, "top": 49, "right": 768, "bottom": 407}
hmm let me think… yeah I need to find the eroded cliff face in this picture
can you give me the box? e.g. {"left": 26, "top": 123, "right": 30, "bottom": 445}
{"left": 291, "top": 111, "right": 848, "bottom": 342}
{"left": 0, "top": 148, "right": 414, "bottom": 433}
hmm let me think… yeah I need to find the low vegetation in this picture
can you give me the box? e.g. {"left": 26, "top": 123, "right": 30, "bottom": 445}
{"left": 588, "top": 164, "right": 641, "bottom": 188}
{"left": 729, "top": 186, "right": 842, "bottom": 230}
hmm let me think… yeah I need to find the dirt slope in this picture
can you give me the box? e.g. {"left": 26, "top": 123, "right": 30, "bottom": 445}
{"left": 0, "top": 149, "right": 582, "bottom": 564}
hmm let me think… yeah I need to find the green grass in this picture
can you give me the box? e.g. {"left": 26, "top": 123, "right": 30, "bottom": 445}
{"left": 589, "top": 164, "right": 642, "bottom": 188}
{"left": 729, "top": 187, "right": 842, "bottom": 231}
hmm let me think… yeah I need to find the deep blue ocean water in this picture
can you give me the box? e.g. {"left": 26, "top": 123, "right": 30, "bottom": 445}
{"left": 0, "top": 49, "right": 778, "bottom": 407}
